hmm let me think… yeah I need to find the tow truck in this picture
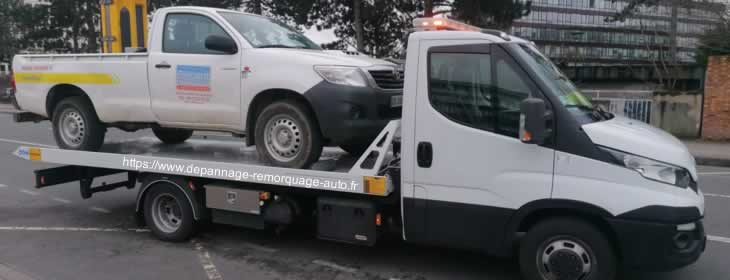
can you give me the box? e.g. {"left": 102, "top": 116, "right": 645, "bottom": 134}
{"left": 12, "top": 18, "right": 705, "bottom": 280}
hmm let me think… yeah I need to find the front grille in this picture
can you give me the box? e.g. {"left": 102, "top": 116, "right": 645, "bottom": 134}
{"left": 368, "top": 69, "right": 404, "bottom": 90}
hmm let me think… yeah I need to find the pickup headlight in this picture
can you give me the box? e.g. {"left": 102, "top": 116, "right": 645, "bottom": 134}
{"left": 600, "top": 146, "right": 691, "bottom": 188}
{"left": 314, "top": 66, "right": 368, "bottom": 87}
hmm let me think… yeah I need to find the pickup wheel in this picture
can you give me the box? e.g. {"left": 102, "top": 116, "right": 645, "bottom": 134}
{"left": 152, "top": 127, "right": 194, "bottom": 144}
{"left": 255, "top": 101, "right": 322, "bottom": 169}
{"left": 519, "top": 218, "right": 616, "bottom": 280}
{"left": 51, "top": 96, "right": 106, "bottom": 151}
{"left": 143, "top": 182, "right": 196, "bottom": 242}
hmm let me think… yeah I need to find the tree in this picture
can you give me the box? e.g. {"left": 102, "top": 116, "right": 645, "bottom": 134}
{"left": 448, "top": 0, "right": 532, "bottom": 29}
{"left": 14, "top": 2, "right": 65, "bottom": 53}
{"left": 47, "top": 0, "right": 101, "bottom": 53}
{"left": 696, "top": 17, "right": 730, "bottom": 65}
{"left": 307, "top": 0, "right": 418, "bottom": 57}
{"left": 609, "top": 0, "right": 725, "bottom": 91}
{"left": 0, "top": 0, "right": 22, "bottom": 62}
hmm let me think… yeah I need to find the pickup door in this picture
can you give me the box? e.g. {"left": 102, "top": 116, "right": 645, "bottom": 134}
{"left": 148, "top": 11, "right": 242, "bottom": 128}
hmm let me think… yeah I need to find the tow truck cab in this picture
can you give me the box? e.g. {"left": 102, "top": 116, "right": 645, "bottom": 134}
{"left": 400, "top": 18, "right": 704, "bottom": 274}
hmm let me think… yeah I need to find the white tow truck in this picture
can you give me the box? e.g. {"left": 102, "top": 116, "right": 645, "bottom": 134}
{"left": 13, "top": 18, "right": 705, "bottom": 280}
{"left": 12, "top": 6, "right": 403, "bottom": 169}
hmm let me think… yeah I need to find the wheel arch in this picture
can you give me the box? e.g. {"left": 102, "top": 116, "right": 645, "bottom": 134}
{"left": 501, "top": 199, "right": 622, "bottom": 259}
{"left": 46, "top": 84, "right": 96, "bottom": 119}
{"left": 245, "top": 88, "right": 321, "bottom": 146}
{"left": 135, "top": 174, "right": 204, "bottom": 225}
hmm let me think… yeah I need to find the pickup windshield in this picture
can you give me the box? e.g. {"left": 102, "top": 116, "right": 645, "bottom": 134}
{"left": 219, "top": 12, "right": 320, "bottom": 50}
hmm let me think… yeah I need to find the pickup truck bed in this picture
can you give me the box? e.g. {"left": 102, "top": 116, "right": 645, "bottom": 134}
{"left": 14, "top": 53, "right": 153, "bottom": 123}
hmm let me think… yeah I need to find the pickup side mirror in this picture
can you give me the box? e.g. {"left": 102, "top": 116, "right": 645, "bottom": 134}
{"left": 205, "top": 35, "right": 237, "bottom": 54}
{"left": 519, "top": 98, "right": 549, "bottom": 145}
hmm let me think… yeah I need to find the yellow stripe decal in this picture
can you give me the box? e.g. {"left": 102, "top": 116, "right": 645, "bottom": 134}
{"left": 15, "top": 73, "right": 118, "bottom": 85}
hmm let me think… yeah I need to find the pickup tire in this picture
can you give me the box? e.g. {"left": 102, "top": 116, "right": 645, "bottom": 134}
{"left": 152, "top": 127, "right": 194, "bottom": 144}
{"left": 519, "top": 218, "right": 616, "bottom": 280}
{"left": 143, "top": 182, "right": 197, "bottom": 242}
{"left": 255, "top": 101, "right": 322, "bottom": 169}
{"left": 51, "top": 96, "right": 106, "bottom": 151}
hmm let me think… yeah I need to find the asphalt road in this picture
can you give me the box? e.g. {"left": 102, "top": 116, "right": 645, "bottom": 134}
{"left": 0, "top": 111, "right": 729, "bottom": 280}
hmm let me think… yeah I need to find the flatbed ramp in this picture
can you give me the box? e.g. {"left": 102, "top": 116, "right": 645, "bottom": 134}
{"left": 13, "top": 120, "right": 400, "bottom": 197}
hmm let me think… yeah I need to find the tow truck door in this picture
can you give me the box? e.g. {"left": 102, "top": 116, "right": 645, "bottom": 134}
{"left": 404, "top": 40, "right": 554, "bottom": 251}
{"left": 148, "top": 11, "right": 242, "bottom": 128}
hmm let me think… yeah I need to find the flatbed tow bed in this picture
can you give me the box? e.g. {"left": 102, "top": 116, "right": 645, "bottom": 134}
{"left": 13, "top": 120, "right": 400, "bottom": 243}
{"left": 17, "top": 120, "right": 399, "bottom": 197}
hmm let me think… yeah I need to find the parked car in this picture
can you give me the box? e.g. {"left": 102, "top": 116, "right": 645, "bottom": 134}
{"left": 12, "top": 7, "right": 403, "bottom": 169}
{"left": 0, "top": 62, "right": 11, "bottom": 101}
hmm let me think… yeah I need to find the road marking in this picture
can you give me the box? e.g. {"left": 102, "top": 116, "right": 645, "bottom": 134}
{"left": 0, "top": 226, "right": 149, "bottom": 232}
{"left": 704, "top": 193, "right": 730, "bottom": 199}
{"left": 312, "top": 259, "right": 358, "bottom": 274}
{"left": 0, "top": 263, "right": 37, "bottom": 280}
{"left": 52, "top": 197, "right": 72, "bottom": 204}
{"left": 698, "top": 171, "right": 730, "bottom": 176}
{"left": 192, "top": 239, "right": 223, "bottom": 280}
{"left": 0, "top": 184, "right": 7, "bottom": 188}
{"left": 709, "top": 235, "right": 730, "bottom": 244}
{"left": 0, "top": 137, "right": 55, "bottom": 148}
{"left": 89, "top": 207, "right": 111, "bottom": 214}
{"left": 243, "top": 242, "right": 278, "bottom": 253}
{"left": 19, "top": 189, "right": 39, "bottom": 196}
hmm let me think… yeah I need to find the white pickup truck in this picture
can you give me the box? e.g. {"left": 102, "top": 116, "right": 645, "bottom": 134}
{"left": 12, "top": 6, "right": 403, "bottom": 168}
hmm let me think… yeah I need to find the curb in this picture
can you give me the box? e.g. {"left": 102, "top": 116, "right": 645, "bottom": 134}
{"left": 695, "top": 157, "right": 730, "bottom": 167}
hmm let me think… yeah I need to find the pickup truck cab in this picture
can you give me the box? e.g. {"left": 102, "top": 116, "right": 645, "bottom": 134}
{"left": 12, "top": 6, "right": 403, "bottom": 168}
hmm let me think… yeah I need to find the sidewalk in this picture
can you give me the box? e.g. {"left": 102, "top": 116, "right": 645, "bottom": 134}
{"left": 683, "top": 140, "right": 730, "bottom": 167}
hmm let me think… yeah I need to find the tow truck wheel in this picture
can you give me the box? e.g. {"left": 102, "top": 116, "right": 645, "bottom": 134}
{"left": 152, "top": 127, "right": 194, "bottom": 144}
{"left": 143, "top": 183, "right": 196, "bottom": 242}
{"left": 255, "top": 101, "right": 322, "bottom": 169}
{"left": 51, "top": 96, "right": 106, "bottom": 151}
{"left": 519, "top": 218, "right": 616, "bottom": 280}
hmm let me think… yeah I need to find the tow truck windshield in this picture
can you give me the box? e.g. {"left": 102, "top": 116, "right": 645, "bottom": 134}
{"left": 516, "top": 43, "right": 611, "bottom": 122}
{"left": 219, "top": 12, "right": 321, "bottom": 50}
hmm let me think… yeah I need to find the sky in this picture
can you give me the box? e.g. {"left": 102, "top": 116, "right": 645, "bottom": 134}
{"left": 303, "top": 26, "right": 338, "bottom": 45}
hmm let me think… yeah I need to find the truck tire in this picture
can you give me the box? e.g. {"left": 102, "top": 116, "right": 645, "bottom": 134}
{"left": 152, "top": 127, "right": 194, "bottom": 144}
{"left": 51, "top": 96, "right": 106, "bottom": 151}
{"left": 255, "top": 101, "right": 322, "bottom": 169}
{"left": 519, "top": 218, "right": 616, "bottom": 280}
{"left": 143, "top": 182, "right": 197, "bottom": 242}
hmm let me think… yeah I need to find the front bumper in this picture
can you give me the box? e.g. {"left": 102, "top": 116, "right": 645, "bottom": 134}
{"left": 304, "top": 81, "right": 401, "bottom": 145}
{"left": 608, "top": 217, "right": 706, "bottom": 271}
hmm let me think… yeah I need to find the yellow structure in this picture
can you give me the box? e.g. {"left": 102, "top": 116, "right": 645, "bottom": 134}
{"left": 100, "top": 0, "right": 148, "bottom": 53}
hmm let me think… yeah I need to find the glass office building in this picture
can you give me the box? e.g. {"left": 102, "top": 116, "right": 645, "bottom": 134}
{"left": 511, "top": 0, "right": 725, "bottom": 85}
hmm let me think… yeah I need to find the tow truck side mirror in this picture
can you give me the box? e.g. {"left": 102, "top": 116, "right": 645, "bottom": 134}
{"left": 519, "top": 98, "right": 548, "bottom": 145}
{"left": 205, "top": 35, "right": 238, "bottom": 54}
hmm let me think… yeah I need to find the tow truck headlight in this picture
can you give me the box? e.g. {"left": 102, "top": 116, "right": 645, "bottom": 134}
{"left": 314, "top": 66, "right": 368, "bottom": 87}
{"left": 600, "top": 147, "right": 692, "bottom": 188}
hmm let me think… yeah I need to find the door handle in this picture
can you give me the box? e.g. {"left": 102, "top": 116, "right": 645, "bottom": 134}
{"left": 155, "top": 63, "right": 171, "bottom": 69}
{"left": 417, "top": 142, "right": 432, "bottom": 168}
